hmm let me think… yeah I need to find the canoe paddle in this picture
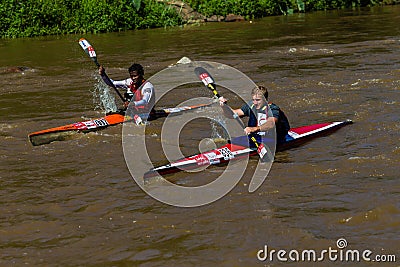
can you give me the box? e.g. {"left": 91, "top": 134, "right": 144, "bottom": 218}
{"left": 78, "top": 38, "right": 143, "bottom": 125}
{"left": 78, "top": 38, "right": 126, "bottom": 103}
{"left": 194, "top": 67, "right": 270, "bottom": 161}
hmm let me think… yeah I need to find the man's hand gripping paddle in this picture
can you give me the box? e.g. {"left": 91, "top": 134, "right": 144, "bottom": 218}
{"left": 194, "top": 67, "right": 270, "bottom": 161}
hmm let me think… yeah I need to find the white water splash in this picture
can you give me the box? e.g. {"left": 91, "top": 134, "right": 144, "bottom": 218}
{"left": 210, "top": 118, "right": 226, "bottom": 139}
{"left": 91, "top": 74, "right": 118, "bottom": 113}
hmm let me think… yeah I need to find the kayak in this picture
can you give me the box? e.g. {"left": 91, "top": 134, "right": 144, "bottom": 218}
{"left": 28, "top": 102, "right": 213, "bottom": 146}
{"left": 144, "top": 120, "right": 353, "bottom": 178}
{"left": 29, "top": 113, "right": 125, "bottom": 146}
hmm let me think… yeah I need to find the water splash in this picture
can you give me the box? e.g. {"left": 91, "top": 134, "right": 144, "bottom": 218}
{"left": 91, "top": 74, "right": 118, "bottom": 113}
{"left": 210, "top": 118, "right": 225, "bottom": 139}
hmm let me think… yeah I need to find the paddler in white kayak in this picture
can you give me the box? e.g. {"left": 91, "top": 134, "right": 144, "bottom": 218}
{"left": 98, "top": 63, "right": 156, "bottom": 117}
{"left": 219, "top": 85, "right": 291, "bottom": 147}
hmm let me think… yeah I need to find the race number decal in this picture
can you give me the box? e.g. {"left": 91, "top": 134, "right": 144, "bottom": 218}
{"left": 93, "top": 118, "right": 109, "bottom": 127}
{"left": 87, "top": 46, "right": 96, "bottom": 58}
{"left": 257, "top": 143, "right": 268, "bottom": 159}
{"left": 199, "top": 73, "right": 213, "bottom": 86}
{"left": 257, "top": 113, "right": 267, "bottom": 126}
{"left": 217, "top": 147, "right": 234, "bottom": 160}
{"left": 73, "top": 118, "right": 108, "bottom": 130}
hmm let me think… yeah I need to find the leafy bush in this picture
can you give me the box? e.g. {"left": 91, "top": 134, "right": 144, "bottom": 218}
{"left": 185, "top": 0, "right": 390, "bottom": 17}
{"left": 185, "top": 0, "right": 282, "bottom": 18}
{"left": 0, "top": 0, "right": 394, "bottom": 38}
{"left": 0, "top": 0, "right": 181, "bottom": 38}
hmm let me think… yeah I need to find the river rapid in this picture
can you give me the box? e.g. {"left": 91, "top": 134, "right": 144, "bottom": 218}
{"left": 0, "top": 6, "right": 399, "bottom": 267}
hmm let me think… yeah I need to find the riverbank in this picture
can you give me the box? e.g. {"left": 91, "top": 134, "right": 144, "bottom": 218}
{"left": 1, "top": 0, "right": 399, "bottom": 38}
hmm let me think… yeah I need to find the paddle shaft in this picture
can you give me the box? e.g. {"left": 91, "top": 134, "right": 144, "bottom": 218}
{"left": 78, "top": 38, "right": 126, "bottom": 102}
{"left": 211, "top": 86, "right": 264, "bottom": 151}
{"left": 194, "top": 67, "right": 268, "bottom": 159}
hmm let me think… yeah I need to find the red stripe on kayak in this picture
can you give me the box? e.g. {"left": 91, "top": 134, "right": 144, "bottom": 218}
{"left": 290, "top": 123, "right": 331, "bottom": 135}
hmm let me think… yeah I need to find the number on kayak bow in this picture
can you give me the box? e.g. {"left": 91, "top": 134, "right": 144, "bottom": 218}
{"left": 218, "top": 147, "right": 234, "bottom": 160}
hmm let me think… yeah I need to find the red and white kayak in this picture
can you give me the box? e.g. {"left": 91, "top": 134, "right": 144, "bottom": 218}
{"left": 144, "top": 120, "right": 353, "bottom": 178}
{"left": 28, "top": 102, "right": 213, "bottom": 146}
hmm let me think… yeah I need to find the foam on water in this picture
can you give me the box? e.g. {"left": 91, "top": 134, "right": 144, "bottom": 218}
{"left": 91, "top": 74, "right": 118, "bottom": 113}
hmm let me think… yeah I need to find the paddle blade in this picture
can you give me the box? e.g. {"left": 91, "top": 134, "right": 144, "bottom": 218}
{"left": 78, "top": 38, "right": 100, "bottom": 67}
{"left": 133, "top": 114, "right": 144, "bottom": 126}
{"left": 194, "top": 67, "right": 220, "bottom": 98}
{"left": 250, "top": 136, "right": 272, "bottom": 162}
{"left": 257, "top": 143, "right": 268, "bottom": 159}
{"left": 194, "top": 67, "right": 215, "bottom": 86}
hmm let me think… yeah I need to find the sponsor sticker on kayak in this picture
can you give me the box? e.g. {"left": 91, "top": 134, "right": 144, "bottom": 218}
{"left": 73, "top": 118, "right": 109, "bottom": 130}
{"left": 193, "top": 152, "right": 220, "bottom": 166}
{"left": 194, "top": 154, "right": 210, "bottom": 166}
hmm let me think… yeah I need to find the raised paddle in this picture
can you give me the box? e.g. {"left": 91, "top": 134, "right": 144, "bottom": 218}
{"left": 78, "top": 38, "right": 144, "bottom": 125}
{"left": 78, "top": 38, "right": 126, "bottom": 103}
{"left": 194, "top": 67, "right": 270, "bottom": 161}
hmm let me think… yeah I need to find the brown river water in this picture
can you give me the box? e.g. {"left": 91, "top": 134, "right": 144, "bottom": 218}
{"left": 1, "top": 6, "right": 399, "bottom": 267}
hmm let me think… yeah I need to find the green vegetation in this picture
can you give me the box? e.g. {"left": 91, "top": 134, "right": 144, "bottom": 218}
{"left": 185, "top": 0, "right": 399, "bottom": 18}
{"left": 0, "top": 0, "right": 182, "bottom": 38}
{"left": 1, "top": 0, "right": 398, "bottom": 38}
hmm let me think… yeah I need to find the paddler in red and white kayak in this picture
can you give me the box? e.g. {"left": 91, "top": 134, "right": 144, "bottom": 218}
{"left": 98, "top": 63, "right": 155, "bottom": 116}
{"left": 219, "top": 85, "right": 291, "bottom": 146}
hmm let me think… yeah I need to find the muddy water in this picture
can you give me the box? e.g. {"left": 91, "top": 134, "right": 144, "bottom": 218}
{"left": 1, "top": 6, "right": 399, "bottom": 266}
